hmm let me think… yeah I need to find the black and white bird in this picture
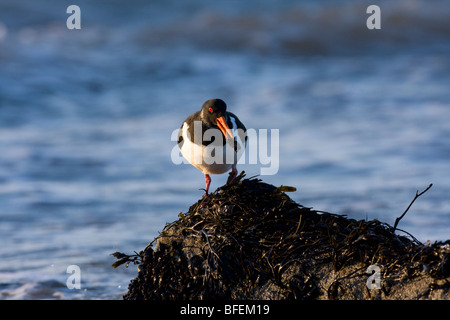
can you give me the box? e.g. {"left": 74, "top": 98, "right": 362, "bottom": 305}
{"left": 178, "top": 99, "right": 247, "bottom": 197}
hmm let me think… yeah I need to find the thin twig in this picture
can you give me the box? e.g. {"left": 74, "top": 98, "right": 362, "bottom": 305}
{"left": 392, "top": 227, "right": 422, "bottom": 245}
{"left": 393, "top": 184, "right": 433, "bottom": 232}
{"left": 294, "top": 214, "right": 303, "bottom": 234}
{"left": 201, "top": 229, "right": 221, "bottom": 262}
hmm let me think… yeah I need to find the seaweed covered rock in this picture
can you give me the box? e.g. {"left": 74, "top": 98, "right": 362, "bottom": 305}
{"left": 118, "top": 173, "right": 450, "bottom": 300}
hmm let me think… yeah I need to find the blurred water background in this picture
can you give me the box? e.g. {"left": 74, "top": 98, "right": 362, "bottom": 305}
{"left": 1, "top": 0, "right": 450, "bottom": 299}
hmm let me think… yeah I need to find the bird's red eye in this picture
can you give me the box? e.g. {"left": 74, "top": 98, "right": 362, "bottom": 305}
{"left": 208, "top": 107, "right": 213, "bottom": 113}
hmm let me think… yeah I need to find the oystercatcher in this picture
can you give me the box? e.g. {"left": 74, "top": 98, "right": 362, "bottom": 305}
{"left": 178, "top": 99, "right": 247, "bottom": 197}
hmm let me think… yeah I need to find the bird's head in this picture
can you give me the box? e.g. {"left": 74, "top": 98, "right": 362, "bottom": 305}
{"left": 200, "top": 99, "right": 233, "bottom": 139}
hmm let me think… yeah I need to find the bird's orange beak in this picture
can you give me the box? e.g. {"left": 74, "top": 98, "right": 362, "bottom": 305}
{"left": 216, "top": 116, "right": 233, "bottom": 139}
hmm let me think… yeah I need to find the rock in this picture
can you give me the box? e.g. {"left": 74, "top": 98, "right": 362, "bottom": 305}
{"left": 117, "top": 173, "right": 450, "bottom": 300}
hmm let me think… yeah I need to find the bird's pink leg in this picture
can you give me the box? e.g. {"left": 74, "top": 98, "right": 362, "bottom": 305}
{"left": 227, "top": 165, "right": 238, "bottom": 184}
{"left": 231, "top": 165, "right": 238, "bottom": 179}
{"left": 204, "top": 174, "right": 211, "bottom": 197}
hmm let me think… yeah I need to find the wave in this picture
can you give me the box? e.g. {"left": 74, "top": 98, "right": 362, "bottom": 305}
{"left": 134, "top": 0, "right": 450, "bottom": 55}
{"left": 2, "top": 0, "right": 450, "bottom": 56}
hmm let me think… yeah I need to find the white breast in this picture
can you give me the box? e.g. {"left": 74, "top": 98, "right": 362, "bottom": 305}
{"left": 179, "top": 122, "right": 234, "bottom": 175}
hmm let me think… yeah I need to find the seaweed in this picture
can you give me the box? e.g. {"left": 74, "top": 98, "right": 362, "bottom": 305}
{"left": 116, "top": 173, "right": 450, "bottom": 300}
{"left": 112, "top": 251, "right": 142, "bottom": 269}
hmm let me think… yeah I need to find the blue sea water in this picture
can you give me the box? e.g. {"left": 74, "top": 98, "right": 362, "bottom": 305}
{"left": 0, "top": 0, "right": 450, "bottom": 299}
